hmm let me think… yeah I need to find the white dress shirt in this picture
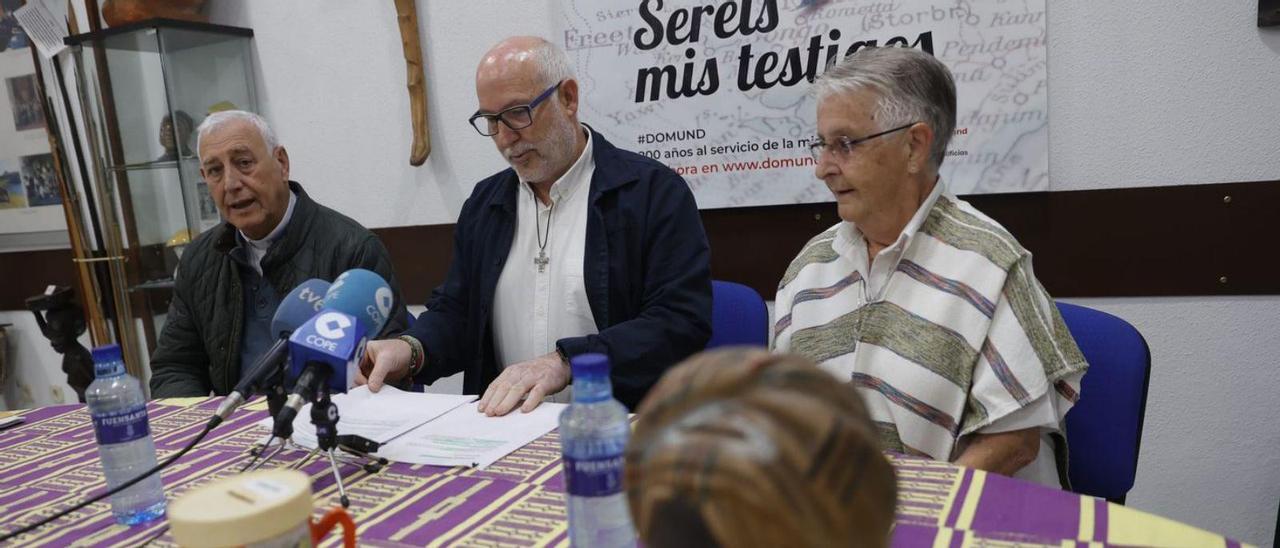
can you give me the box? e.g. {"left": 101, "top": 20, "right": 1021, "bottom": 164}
{"left": 492, "top": 127, "right": 598, "bottom": 374}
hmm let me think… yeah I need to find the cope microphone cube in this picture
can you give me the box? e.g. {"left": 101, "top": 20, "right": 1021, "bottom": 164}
{"left": 287, "top": 309, "right": 369, "bottom": 394}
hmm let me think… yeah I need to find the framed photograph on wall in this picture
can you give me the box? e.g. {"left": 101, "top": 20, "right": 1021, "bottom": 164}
{"left": 5, "top": 74, "right": 43, "bottom": 131}
{"left": 196, "top": 181, "right": 218, "bottom": 223}
{"left": 0, "top": 0, "right": 30, "bottom": 52}
{"left": 19, "top": 153, "right": 57, "bottom": 206}
{"left": 0, "top": 160, "right": 24, "bottom": 209}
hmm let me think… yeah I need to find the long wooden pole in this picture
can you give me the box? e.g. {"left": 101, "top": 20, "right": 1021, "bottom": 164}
{"left": 28, "top": 46, "right": 110, "bottom": 344}
{"left": 72, "top": 0, "right": 147, "bottom": 381}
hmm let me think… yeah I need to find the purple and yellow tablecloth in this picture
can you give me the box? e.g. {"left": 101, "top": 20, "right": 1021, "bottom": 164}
{"left": 0, "top": 398, "right": 1243, "bottom": 547}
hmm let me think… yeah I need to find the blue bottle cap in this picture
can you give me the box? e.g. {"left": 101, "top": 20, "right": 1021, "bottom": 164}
{"left": 91, "top": 344, "right": 123, "bottom": 363}
{"left": 91, "top": 344, "right": 125, "bottom": 377}
{"left": 570, "top": 353, "right": 610, "bottom": 378}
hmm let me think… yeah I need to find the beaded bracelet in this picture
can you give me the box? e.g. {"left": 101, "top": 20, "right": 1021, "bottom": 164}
{"left": 398, "top": 335, "right": 425, "bottom": 376}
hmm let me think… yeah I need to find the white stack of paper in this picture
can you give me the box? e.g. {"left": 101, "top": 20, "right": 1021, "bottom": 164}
{"left": 377, "top": 401, "right": 566, "bottom": 469}
{"left": 255, "top": 385, "right": 475, "bottom": 449}
{"left": 256, "top": 386, "right": 565, "bottom": 469}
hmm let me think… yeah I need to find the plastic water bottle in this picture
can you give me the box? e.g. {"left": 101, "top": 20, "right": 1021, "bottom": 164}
{"left": 85, "top": 344, "right": 166, "bottom": 525}
{"left": 559, "top": 353, "right": 636, "bottom": 547}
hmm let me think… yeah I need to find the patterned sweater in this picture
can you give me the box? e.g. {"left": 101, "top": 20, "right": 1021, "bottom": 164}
{"left": 774, "top": 192, "right": 1088, "bottom": 469}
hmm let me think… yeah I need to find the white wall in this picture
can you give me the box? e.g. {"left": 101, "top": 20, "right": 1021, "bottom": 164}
{"left": 1048, "top": 3, "right": 1280, "bottom": 191}
{"left": 205, "top": 0, "right": 556, "bottom": 228}
{"left": 2, "top": 0, "right": 1272, "bottom": 543}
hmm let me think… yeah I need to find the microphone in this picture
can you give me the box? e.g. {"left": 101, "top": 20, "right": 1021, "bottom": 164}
{"left": 321, "top": 267, "right": 396, "bottom": 340}
{"left": 211, "top": 279, "right": 330, "bottom": 424}
{"left": 274, "top": 269, "right": 393, "bottom": 432}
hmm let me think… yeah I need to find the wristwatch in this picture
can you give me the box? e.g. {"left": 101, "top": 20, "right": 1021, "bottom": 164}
{"left": 555, "top": 345, "right": 572, "bottom": 376}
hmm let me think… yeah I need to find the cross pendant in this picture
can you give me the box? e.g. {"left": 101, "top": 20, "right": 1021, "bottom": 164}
{"left": 534, "top": 250, "right": 549, "bottom": 273}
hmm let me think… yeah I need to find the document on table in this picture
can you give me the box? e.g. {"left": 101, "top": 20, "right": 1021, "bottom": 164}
{"left": 255, "top": 386, "right": 475, "bottom": 449}
{"left": 377, "top": 401, "right": 566, "bottom": 469}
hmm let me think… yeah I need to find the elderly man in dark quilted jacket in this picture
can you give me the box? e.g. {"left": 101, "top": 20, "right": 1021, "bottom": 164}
{"left": 149, "top": 110, "right": 408, "bottom": 398}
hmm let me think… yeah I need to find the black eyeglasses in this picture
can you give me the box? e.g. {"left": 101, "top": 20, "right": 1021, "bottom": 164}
{"left": 468, "top": 81, "right": 562, "bottom": 136}
{"left": 808, "top": 122, "right": 917, "bottom": 162}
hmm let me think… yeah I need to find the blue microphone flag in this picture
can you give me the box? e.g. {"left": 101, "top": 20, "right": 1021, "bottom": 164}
{"left": 288, "top": 310, "right": 368, "bottom": 393}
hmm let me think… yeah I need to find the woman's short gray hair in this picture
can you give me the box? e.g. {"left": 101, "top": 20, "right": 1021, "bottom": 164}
{"left": 195, "top": 110, "right": 279, "bottom": 158}
{"left": 813, "top": 47, "right": 956, "bottom": 170}
{"left": 527, "top": 38, "right": 576, "bottom": 88}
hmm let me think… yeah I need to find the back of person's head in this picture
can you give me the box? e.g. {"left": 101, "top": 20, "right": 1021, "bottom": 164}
{"left": 627, "top": 349, "right": 898, "bottom": 548}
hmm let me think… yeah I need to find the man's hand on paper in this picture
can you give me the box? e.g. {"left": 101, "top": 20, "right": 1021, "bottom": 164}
{"left": 356, "top": 338, "right": 412, "bottom": 392}
{"left": 477, "top": 351, "right": 570, "bottom": 416}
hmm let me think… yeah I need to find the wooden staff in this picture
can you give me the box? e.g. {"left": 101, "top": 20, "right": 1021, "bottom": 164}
{"left": 26, "top": 7, "right": 111, "bottom": 345}
{"left": 394, "top": 0, "right": 431, "bottom": 165}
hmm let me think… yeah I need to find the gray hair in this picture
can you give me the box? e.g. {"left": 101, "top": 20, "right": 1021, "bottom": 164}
{"left": 813, "top": 47, "right": 956, "bottom": 170}
{"left": 195, "top": 110, "right": 280, "bottom": 159}
{"left": 527, "top": 38, "right": 576, "bottom": 88}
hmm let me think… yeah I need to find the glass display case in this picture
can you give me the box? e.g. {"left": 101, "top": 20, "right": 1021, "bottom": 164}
{"left": 64, "top": 19, "right": 257, "bottom": 362}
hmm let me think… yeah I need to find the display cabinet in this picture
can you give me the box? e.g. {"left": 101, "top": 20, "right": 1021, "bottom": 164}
{"left": 64, "top": 19, "right": 257, "bottom": 370}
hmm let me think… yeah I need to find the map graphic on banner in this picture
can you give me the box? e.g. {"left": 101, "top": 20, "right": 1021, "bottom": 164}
{"left": 554, "top": 0, "right": 1047, "bottom": 209}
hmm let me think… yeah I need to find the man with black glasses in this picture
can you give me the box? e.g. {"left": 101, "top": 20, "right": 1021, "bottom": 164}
{"left": 357, "top": 36, "right": 711, "bottom": 415}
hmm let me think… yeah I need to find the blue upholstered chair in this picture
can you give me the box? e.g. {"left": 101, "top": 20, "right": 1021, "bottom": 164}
{"left": 706, "top": 281, "right": 769, "bottom": 349}
{"left": 1057, "top": 302, "right": 1152, "bottom": 504}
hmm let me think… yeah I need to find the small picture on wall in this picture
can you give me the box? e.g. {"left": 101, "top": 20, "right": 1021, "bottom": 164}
{"left": 6, "top": 74, "right": 44, "bottom": 131}
{"left": 19, "top": 153, "right": 59, "bottom": 206}
{"left": 196, "top": 181, "right": 219, "bottom": 221}
{"left": 0, "top": 0, "right": 31, "bottom": 52}
{"left": 0, "top": 164, "right": 26, "bottom": 209}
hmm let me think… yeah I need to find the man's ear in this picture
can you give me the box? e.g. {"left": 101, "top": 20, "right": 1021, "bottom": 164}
{"left": 560, "top": 78, "right": 580, "bottom": 117}
{"left": 905, "top": 122, "right": 934, "bottom": 174}
{"left": 275, "top": 146, "right": 290, "bottom": 180}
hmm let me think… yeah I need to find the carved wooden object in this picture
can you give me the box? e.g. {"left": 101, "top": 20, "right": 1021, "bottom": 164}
{"left": 394, "top": 0, "right": 431, "bottom": 165}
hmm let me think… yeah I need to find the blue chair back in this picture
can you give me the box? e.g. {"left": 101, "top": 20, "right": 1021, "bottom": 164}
{"left": 1057, "top": 302, "right": 1151, "bottom": 503}
{"left": 707, "top": 281, "right": 769, "bottom": 349}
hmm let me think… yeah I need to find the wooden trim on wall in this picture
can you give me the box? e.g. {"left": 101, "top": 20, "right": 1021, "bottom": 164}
{"left": 4, "top": 179, "right": 1275, "bottom": 311}
{"left": 373, "top": 179, "right": 1280, "bottom": 302}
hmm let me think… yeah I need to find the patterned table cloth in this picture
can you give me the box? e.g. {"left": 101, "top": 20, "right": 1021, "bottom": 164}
{"left": 0, "top": 397, "right": 1243, "bottom": 547}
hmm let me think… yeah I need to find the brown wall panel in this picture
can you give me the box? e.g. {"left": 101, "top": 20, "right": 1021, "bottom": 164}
{"left": 6, "top": 179, "right": 1275, "bottom": 311}
{"left": 970, "top": 180, "right": 1279, "bottom": 298}
{"left": 0, "top": 249, "right": 79, "bottom": 311}
{"left": 374, "top": 224, "right": 455, "bottom": 304}
{"left": 373, "top": 179, "right": 1280, "bottom": 302}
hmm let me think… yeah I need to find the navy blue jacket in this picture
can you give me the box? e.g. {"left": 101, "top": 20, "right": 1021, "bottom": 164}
{"left": 406, "top": 129, "right": 712, "bottom": 409}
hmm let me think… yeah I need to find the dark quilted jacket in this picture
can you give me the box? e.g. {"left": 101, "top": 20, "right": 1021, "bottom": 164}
{"left": 148, "top": 181, "right": 408, "bottom": 397}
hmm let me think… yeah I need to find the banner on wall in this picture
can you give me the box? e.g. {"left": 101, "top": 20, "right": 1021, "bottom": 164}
{"left": 553, "top": 0, "right": 1047, "bottom": 208}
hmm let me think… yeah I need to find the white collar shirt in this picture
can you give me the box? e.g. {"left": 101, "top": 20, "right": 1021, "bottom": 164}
{"left": 492, "top": 127, "right": 598, "bottom": 370}
{"left": 238, "top": 189, "right": 297, "bottom": 275}
{"left": 835, "top": 179, "right": 944, "bottom": 302}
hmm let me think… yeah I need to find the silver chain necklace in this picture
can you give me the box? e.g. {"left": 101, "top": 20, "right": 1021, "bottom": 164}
{"left": 533, "top": 192, "right": 553, "bottom": 273}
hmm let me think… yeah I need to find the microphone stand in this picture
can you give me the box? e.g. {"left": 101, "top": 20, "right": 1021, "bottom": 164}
{"left": 242, "top": 409, "right": 293, "bottom": 473}
{"left": 244, "top": 364, "right": 378, "bottom": 507}
{"left": 238, "top": 363, "right": 293, "bottom": 472}
{"left": 311, "top": 389, "right": 351, "bottom": 508}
